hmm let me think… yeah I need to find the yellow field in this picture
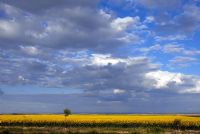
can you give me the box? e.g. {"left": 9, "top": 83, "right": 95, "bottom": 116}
{"left": 0, "top": 114, "right": 200, "bottom": 128}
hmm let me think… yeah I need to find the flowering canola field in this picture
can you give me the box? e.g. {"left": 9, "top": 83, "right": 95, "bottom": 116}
{"left": 0, "top": 114, "right": 200, "bottom": 129}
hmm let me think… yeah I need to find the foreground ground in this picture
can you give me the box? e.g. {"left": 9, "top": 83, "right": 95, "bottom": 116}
{"left": 0, "top": 114, "right": 200, "bottom": 133}
{"left": 1, "top": 126, "right": 200, "bottom": 134}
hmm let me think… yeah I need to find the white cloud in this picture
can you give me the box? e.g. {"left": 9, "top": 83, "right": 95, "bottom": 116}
{"left": 25, "top": 31, "right": 48, "bottom": 39}
{"left": 90, "top": 54, "right": 153, "bottom": 67}
{"left": 162, "top": 44, "right": 200, "bottom": 56}
{"left": 20, "top": 46, "right": 40, "bottom": 55}
{"left": 91, "top": 54, "right": 125, "bottom": 66}
{"left": 138, "top": 43, "right": 200, "bottom": 58}
{"left": 146, "top": 71, "right": 183, "bottom": 89}
{"left": 155, "top": 35, "right": 187, "bottom": 41}
{"left": 99, "top": 9, "right": 111, "bottom": 20}
{"left": 163, "top": 44, "right": 184, "bottom": 53}
{"left": 1, "top": 0, "right": 200, "bottom": 113}
{"left": 146, "top": 70, "right": 200, "bottom": 93}
{"left": 0, "top": 2, "right": 142, "bottom": 52}
{"left": 144, "top": 16, "right": 155, "bottom": 23}
{"left": 113, "top": 89, "right": 126, "bottom": 94}
{"left": 184, "top": 4, "right": 200, "bottom": 21}
{"left": 117, "top": 33, "right": 140, "bottom": 44}
{"left": 170, "top": 56, "right": 197, "bottom": 64}
{"left": 183, "top": 50, "right": 200, "bottom": 56}
{"left": 182, "top": 80, "right": 200, "bottom": 93}
{"left": 111, "top": 16, "right": 140, "bottom": 31}
{"left": 139, "top": 44, "right": 161, "bottom": 53}
{"left": 0, "top": 20, "right": 19, "bottom": 38}
{"left": 0, "top": 0, "right": 200, "bottom": 98}
{"left": 18, "top": 75, "right": 25, "bottom": 81}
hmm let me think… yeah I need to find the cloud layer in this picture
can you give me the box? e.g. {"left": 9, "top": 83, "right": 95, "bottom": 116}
{"left": 0, "top": 0, "right": 200, "bottom": 113}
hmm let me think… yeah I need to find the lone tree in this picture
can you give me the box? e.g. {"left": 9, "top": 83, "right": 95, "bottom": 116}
{"left": 64, "top": 108, "right": 71, "bottom": 128}
{"left": 64, "top": 108, "right": 71, "bottom": 119}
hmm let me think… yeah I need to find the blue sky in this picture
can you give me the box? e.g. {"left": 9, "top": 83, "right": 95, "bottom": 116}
{"left": 0, "top": 0, "right": 200, "bottom": 113}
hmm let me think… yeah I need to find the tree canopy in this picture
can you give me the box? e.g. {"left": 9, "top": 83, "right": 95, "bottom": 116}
{"left": 64, "top": 108, "right": 71, "bottom": 116}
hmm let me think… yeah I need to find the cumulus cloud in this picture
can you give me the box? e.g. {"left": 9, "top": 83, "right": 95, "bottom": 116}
{"left": 20, "top": 46, "right": 40, "bottom": 56}
{"left": 139, "top": 43, "right": 200, "bottom": 56}
{"left": 9, "top": 53, "right": 200, "bottom": 95}
{"left": 0, "top": 0, "right": 200, "bottom": 113}
{"left": 163, "top": 44, "right": 200, "bottom": 56}
{"left": 169, "top": 56, "right": 198, "bottom": 68}
{"left": 146, "top": 71, "right": 200, "bottom": 93}
{"left": 163, "top": 44, "right": 184, "bottom": 54}
{"left": 138, "top": 44, "right": 161, "bottom": 53}
{"left": 170, "top": 56, "right": 197, "bottom": 64}
{"left": 155, "top": 3, "right": 200, "bottom": 36}
{"left": 107, "top": 0, "right": 182, "bottom": 12}
{"left": 155, "top": 35, "right": 187, "bottom": 41}
{"left": 113, "top": 89, "right": 126, "bottom": 94}
{"left": 61, "top": 55, "right": 158, "bottom": 94}
{"left": 105, "top": 0, "right": 200, "bottom": 37}
{"left": 0, "top": 1, "right": 143, "bottom": 53}
{"left": 112, "top": 0, "right": 200, "bottom": 38}
{"left": 0, "top": 20, "right": 19, "bottom": 38}
{"left": 111, "top": 16, "right": 140, "bottom": 31}
{"left": 146, "top": 71, "right": 183, "bottom": 89}
{"left": 138, "top": 43, "right": 200, "bottom": 67}
{"left": 1, "top": 47, "right": 200, "bottom": 103}
{"left": 144, "top": 16, "right": 155, "bottom": 24}
{"left": 0, "top": 0, "right": 99, "bottom": 14}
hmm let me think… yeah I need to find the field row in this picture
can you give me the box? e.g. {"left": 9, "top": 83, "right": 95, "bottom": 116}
{"left": 1, "top": 114, "right": 200, "bottom": 129}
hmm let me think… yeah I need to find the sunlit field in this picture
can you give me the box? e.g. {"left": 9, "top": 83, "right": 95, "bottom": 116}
{"left": 1, "top": 114, "right": 200, "bottom": 133}
{"left": 1, "top": 114, "right": 200, "bottom": 128}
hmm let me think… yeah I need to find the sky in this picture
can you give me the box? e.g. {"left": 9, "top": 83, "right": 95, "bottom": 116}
{"left": 0, "top": 0, "right": 200, "bottom": 114}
